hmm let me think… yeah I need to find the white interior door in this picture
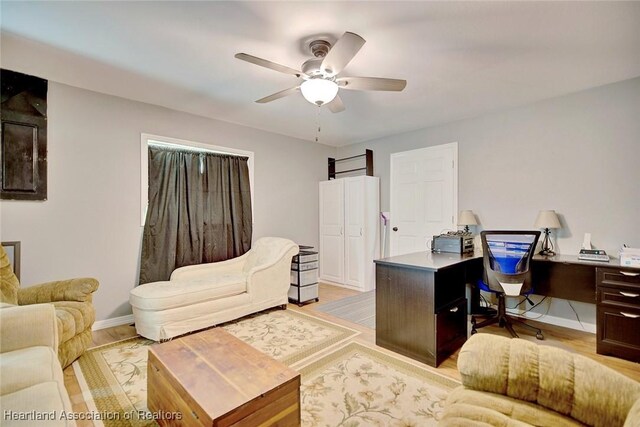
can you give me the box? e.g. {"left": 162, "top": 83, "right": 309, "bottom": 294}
{"left": 344, "top": 177, "right": 364, "bottom": 288}
{"left": 390, "top": 143, "right": 458, "bottom": 256}
{"left": 319, "top": 180, "right": 345, "bottom": 283}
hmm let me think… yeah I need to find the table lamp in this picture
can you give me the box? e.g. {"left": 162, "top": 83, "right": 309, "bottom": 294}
{"left": 458, "top": 210, "right": 477, "bottom": 234}
{"left": 534, "top": 210, "right": 561, "bottom": 256}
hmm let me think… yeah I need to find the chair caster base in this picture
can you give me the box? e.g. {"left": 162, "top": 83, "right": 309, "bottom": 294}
{"left": 536, "top": 332, "right": 544, "bottom": 340}
{"left": 471, "top": 328, "right": 478, "bottom": 335}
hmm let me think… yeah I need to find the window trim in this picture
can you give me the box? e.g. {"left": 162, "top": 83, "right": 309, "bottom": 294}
{"left": 140, "top": 133, "right": 254, "bottom": 226}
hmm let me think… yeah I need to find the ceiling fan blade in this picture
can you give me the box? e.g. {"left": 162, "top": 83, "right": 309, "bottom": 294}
{"left": 255, "top": 86, "right": 300, "bottom": 103}
{"left": 326, "top": 95, "right": 345, "bottom": 113}
{"left": 321, "top": 32, "right": 366, "bottom": 76}
{"left": 235, "top": 53, "right": 302, "bottom": 77}
{"left": 337, "top": 76, "right": 407, "bottom": 91}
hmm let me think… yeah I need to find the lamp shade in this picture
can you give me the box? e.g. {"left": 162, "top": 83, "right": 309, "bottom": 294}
{"left": 300, "top": 79, "right": 339, "bottom": 106}
{"left": 534, "top": 210, "right": 561, "bottom": 229}
{"left": 458, "top": 210, "right": 477, "bottom": 226}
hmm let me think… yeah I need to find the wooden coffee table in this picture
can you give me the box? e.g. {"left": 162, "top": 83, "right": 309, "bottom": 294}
{"left": 147, "top": 328, "right": 300, "bottom": 426}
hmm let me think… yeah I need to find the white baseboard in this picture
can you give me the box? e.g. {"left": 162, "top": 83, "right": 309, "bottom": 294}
{"left": 92, "top": 314, "right": 134, "bottom": 331}
{"left": 505, "top": 309, "right": 596, "bottom": 334}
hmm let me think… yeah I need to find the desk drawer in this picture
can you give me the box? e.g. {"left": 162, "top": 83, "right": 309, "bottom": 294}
{"left": 436, "top": 298, "right": 467, "bottom": 364}
{"left": 435, "top": 267, "right": 466, "bottom": 310}
{"left": 598, "top": 286, "right": 640, "bottom": 309}
{"left": 597, "top": 305, "right": 640, "bottom": 362}
{"left": 597, "top": 267, "right": 640, "bottom": 288}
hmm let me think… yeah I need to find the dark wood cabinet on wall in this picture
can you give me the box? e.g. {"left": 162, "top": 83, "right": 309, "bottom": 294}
{"left": 1, "top": 69, "right": 48, "bottom": 201}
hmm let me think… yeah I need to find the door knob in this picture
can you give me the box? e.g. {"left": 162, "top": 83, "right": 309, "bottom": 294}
{"left": 392, "top": 227, "right": 398, "bottom": 232}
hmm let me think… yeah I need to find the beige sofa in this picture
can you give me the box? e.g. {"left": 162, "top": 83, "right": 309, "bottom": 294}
{"left": 0, "top": 303, "right": 75, "bottom": 427}
{"left": 440, "top": 334, "right": 640, "bottom": 427}
{"left": 129, "top": 237, "right": 299, "bottom": 341}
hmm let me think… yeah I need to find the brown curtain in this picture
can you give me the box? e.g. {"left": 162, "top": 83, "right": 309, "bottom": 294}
{"left": 139, "top": 145, "right": 252, "bottom": 284}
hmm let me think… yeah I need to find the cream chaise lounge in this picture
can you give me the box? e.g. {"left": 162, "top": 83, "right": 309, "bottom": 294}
{"left": 129, "top": 237, "right": 298, "bottom": 341}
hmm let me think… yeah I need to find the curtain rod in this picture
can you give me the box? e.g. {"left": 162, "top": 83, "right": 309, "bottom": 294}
{"left": 148, "top": 141, "right": 247, "bottom": 158}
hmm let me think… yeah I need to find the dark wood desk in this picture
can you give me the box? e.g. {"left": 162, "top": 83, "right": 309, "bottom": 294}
{"left": 375, "top": 251, "right": 640, "bottom": 365}
{"left": 375, "top": 252, "right": 477, "bottom": 367}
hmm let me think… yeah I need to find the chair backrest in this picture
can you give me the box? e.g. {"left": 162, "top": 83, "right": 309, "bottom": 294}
{"left": 481, "top": 230, "right": 540, "bottom": 296}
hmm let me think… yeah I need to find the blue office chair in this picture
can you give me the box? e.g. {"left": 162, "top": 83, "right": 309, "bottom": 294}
{"left": 471, "top": 230, "right": 543, "bottom": 340}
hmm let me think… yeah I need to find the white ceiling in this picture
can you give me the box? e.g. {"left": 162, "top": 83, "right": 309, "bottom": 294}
{"left": 2, "top": 1, "right": 640, "bottom": 147}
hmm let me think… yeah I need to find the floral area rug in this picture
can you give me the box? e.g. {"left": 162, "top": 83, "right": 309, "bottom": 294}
{"left": 221, "top": 308, "right": 358, "bottom": 365}
{"left": 73, "top": 309, "right": 458, "bottom": 426}
{"left": 299, "top": 342, "right": 458, "bottom": 427}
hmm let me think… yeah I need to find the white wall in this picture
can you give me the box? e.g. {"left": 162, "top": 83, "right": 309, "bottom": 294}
{"left": 337, "top": 77, "right": 640, "bottom": 329}
{"left": 0, "top": 82, "right": 335, "bottom": 321}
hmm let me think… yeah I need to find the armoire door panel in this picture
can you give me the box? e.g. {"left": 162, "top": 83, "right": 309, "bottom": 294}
{"left": 346, "top": 235, "right": 363, "bottom": 285}
{"left": 319, "top": 180, "right": 345, "bottom": 283}
{"left": 320, "top": 234, "right": 344, "bottom": 282}
{"left": 345, "top": 178, "right": 364, "bottom": 227}
{"left": 320, "top": 181, "right": 344, "bottom": 226}
{"left": 345, "top": 177, "right": 366, "bottom": 287}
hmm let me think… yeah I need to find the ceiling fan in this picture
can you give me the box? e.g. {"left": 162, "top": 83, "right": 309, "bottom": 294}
{"left": 235, "top": 32, "right": 407, "bottom": 113}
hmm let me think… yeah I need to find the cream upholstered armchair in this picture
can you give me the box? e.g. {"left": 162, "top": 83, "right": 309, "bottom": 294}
{"left": 130, "top": 237, "right": 299, "bottom": 341}
{"left": 0, "top": 246, "right": 99, "bottom": 368}
{"left": 440, "top": 334, "right": 640, "bottom": 427}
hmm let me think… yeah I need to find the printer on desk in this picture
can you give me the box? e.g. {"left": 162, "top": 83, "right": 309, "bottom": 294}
{"left": 431, "top": 232, "right": 475, "bottom": 254}
{"left": 620, "top": 247, "right": 640, "bottom": 268}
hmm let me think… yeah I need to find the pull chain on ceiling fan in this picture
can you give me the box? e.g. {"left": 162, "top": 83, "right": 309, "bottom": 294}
{"left": 235, "top": 32, "right": 407, "bottom": 113}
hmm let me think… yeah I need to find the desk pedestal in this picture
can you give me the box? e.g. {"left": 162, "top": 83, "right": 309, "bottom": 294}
{"left": 375, "top": 262, "right": 467, "bottom": 367}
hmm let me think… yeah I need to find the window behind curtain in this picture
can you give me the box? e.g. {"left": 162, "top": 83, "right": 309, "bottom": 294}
{"left": 139, "top": 145, "right": 252, "bottom": 284}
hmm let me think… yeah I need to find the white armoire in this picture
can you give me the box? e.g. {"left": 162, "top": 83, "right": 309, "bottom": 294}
{"left": 319, "top": 176, "right": 380, "bottom": 291}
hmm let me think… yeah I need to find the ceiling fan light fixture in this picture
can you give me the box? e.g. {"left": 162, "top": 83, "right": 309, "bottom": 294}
{"left": 236, "top": 31, "right": 406, "bottom": 113}
{"left": 300, "top": 78, "right": 339, "bottom": 106}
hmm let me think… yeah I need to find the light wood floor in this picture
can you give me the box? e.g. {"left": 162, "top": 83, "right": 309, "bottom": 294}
{"left": 66, "top": 283, "right": 640, "bottom": 425}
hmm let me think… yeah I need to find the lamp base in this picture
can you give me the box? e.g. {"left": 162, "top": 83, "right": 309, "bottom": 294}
{"left": 538, "top": 248, "right": 556, "bottom": 257}
{"left": 539, "top": 228, "right": 555, "bottom": 257}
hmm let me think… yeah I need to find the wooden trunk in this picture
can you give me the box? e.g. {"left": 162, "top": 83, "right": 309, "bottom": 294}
{"left": 147, "top": 328, "right": 300, "bottom": 426}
